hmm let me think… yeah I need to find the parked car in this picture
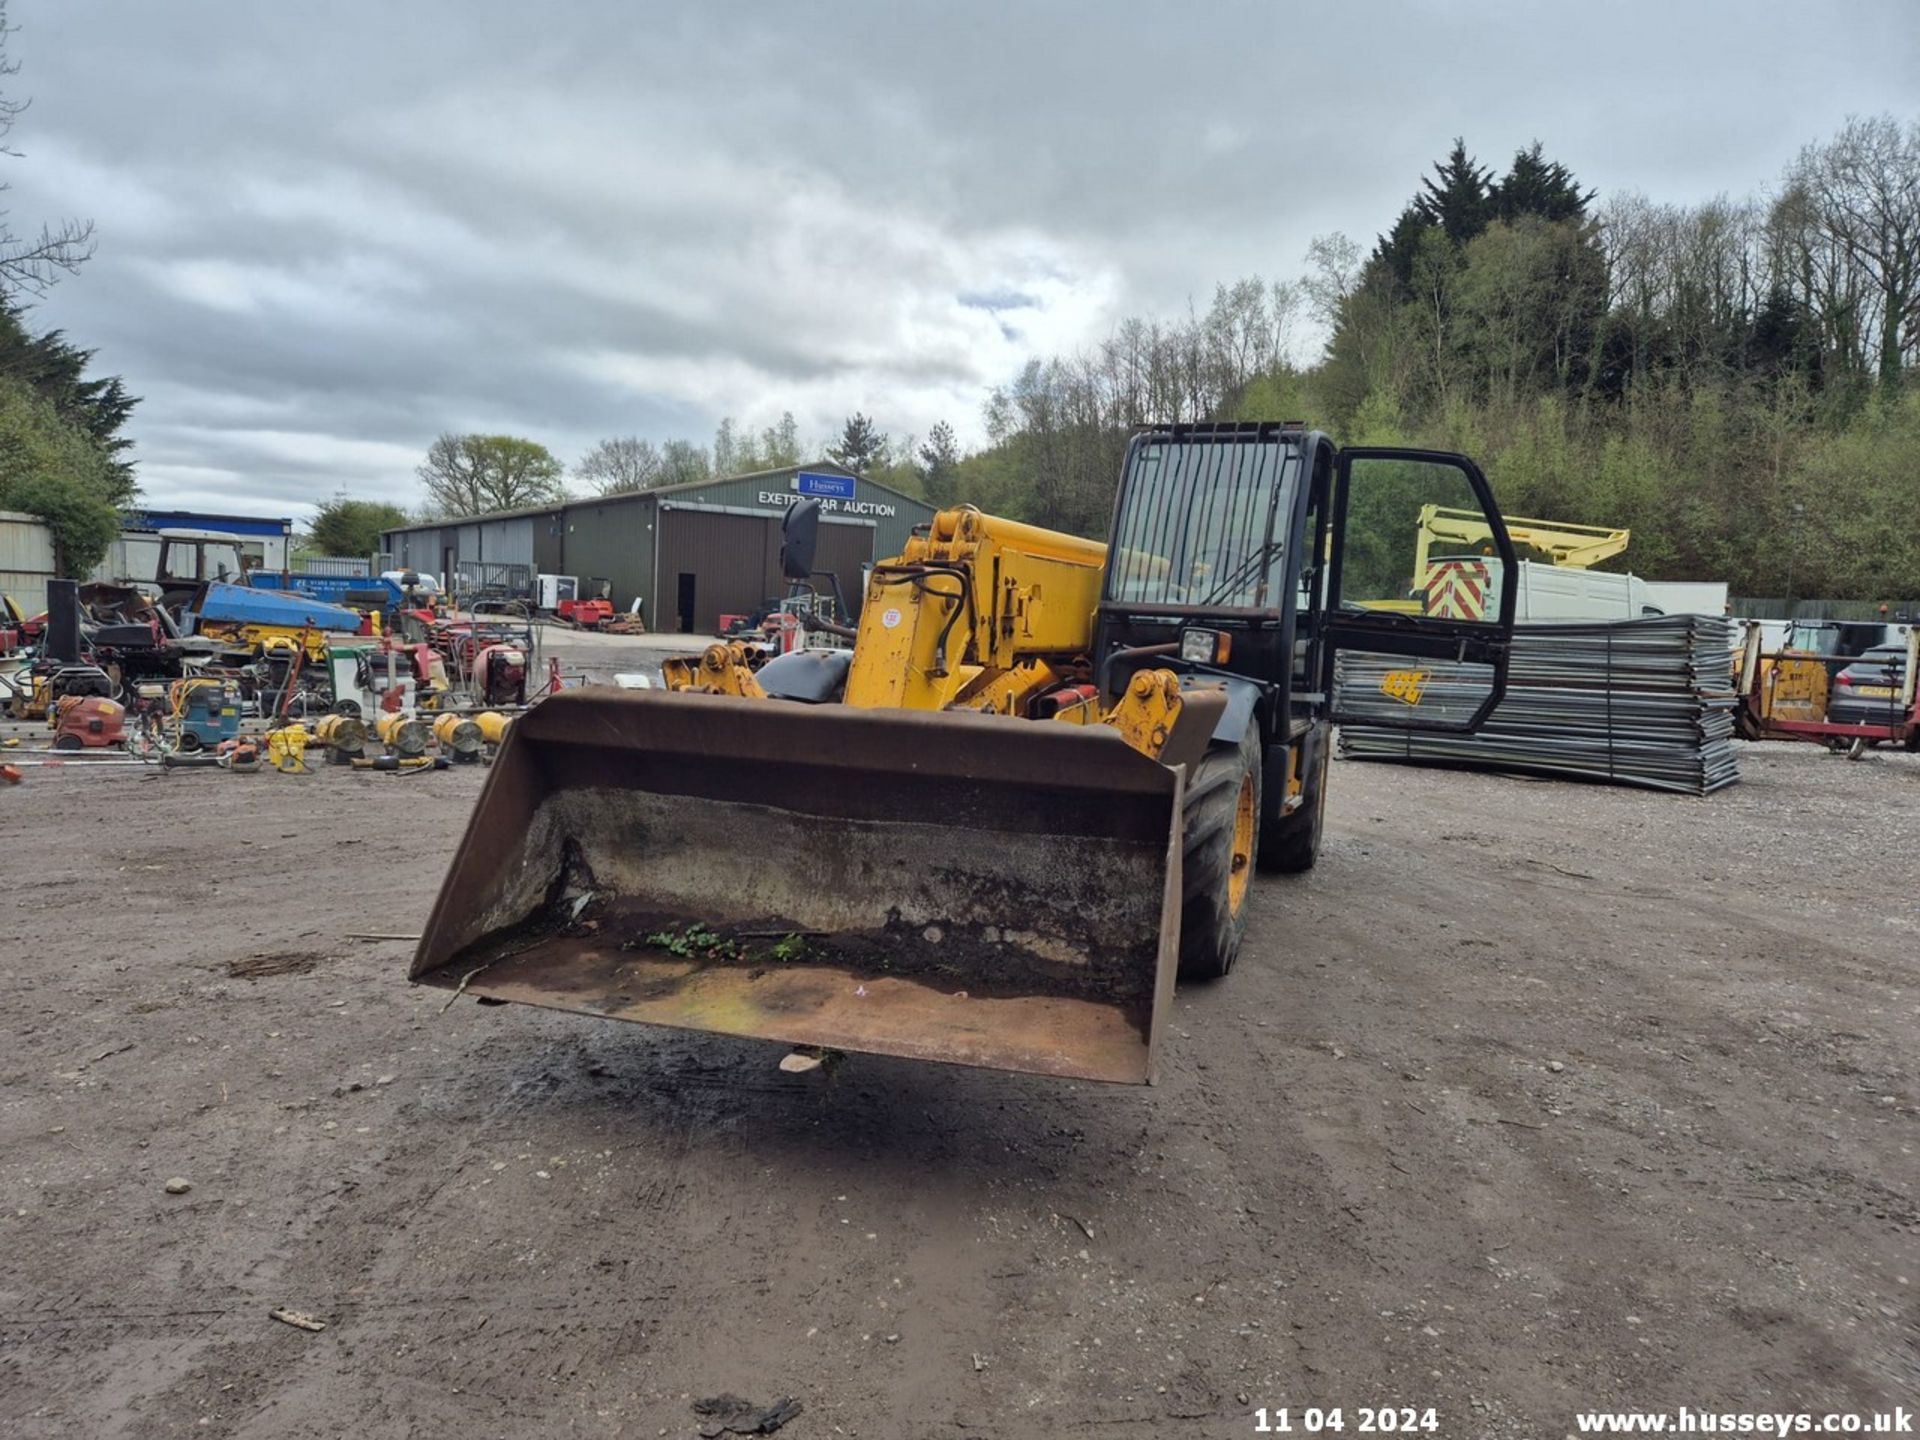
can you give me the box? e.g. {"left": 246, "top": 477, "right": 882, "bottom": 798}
{"left": 1828, "top": 644, "right": 1914, "bottom": 744}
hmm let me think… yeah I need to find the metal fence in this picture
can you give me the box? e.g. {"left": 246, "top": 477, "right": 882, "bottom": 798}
{"left": 299, "top": 555, "right": 373, "bottom": 578}
{"left": 1733, "top": 596, "right": 1920, "bottom": 623}
{"left": 455, "top": 560, "right": 532, "bottom": 598}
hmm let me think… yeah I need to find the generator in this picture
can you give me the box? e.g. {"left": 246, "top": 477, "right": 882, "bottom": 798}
{"left": 472, "top": 642, "right": 526, "bottom": 708}
{"left": 535, "top": 574, "right": 578, "bottom": 612}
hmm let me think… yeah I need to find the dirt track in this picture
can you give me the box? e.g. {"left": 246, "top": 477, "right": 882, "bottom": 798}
{"left": 1, "top": 719, "right": 1914, "bottom": 1438}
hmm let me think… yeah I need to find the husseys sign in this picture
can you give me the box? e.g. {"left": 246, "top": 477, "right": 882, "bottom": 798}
{"left": 755, "top": 470, "right": 898, "bottom": 519}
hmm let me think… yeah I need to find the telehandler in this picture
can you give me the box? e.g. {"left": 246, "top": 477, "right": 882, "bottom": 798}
{"left": 413, "top": 423, "right": 1517, "bottom": 1083}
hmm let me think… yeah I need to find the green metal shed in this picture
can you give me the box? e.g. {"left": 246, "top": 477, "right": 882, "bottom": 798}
{"left": 382, "top": 462, "right": 937, "bottom": 634}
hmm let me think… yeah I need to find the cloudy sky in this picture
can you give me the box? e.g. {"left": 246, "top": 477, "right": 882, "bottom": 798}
{"left": 6, "top": 1, "right": 1915, "bottom": 520}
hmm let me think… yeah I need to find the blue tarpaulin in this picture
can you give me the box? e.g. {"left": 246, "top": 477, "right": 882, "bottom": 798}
{"left": 197, "top": 581, "right": 363, "bottom": 633}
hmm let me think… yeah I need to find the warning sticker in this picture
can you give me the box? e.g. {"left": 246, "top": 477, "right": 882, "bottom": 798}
{"left": 1379, "top": 669, "right": 1429, "bottom": 706}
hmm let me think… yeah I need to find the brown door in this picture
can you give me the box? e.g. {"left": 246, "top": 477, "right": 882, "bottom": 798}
{"left": 656, "top": 510, "right": 780, "bottom": 635}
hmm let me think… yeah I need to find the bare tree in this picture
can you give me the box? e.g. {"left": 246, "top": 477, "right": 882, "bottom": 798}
{"left": 0, "top": 4, "right": 93, "bottom": 296}
{"left": 1784, "top": 114, "right": 1920, "bottom": 390}
{"left": 574, "top": 436, "right": 662, "bottom": 495}
{"left": 656, "top": 438, "right": 711, "bottom": 487}
{"left": 1302, "top": 233, "right": 1362, "bottom": 328}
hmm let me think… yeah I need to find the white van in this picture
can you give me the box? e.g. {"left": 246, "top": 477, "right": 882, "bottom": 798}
{"left": 1509, "top": 561, "right": 1662, "bottom": 622}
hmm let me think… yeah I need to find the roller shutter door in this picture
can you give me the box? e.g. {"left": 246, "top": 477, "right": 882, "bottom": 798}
{"left": 656, "top": 510, "right": 778, "bottom": 634}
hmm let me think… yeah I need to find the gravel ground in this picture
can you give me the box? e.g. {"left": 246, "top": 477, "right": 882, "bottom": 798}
{"left": 1, "top": 691, "right": 1914, "bottom": 1439}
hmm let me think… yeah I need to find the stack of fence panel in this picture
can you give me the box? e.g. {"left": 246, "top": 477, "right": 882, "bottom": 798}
{"left": 1337, "top": 614, "right": 1739, "bottom": 794}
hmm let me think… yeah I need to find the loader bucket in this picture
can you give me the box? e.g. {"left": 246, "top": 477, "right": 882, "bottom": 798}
{"left": 412, "top": 688, "right": 1188, "bottom": 1083}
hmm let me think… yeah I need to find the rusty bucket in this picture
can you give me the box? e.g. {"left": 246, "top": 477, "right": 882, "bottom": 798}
{"left": 411, "top": 688, "right": 1186, "bottom": 1083}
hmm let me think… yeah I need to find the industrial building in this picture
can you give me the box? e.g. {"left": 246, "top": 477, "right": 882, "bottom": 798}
{"left": 93, "top": 510, "right": 296, "bottom": 586}
{"left": 7, "top": 508, "right": 296, "bottom": 615}
{"left": 0, "top": 509, "right": 57, "bottom": 617}
{"left": 380, "top": 462, "right": 937, "bottom": 633}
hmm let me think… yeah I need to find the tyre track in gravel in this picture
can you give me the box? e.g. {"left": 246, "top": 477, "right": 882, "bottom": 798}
{"left": 2, "top": 737, "right": 1913, "bottom": 1438}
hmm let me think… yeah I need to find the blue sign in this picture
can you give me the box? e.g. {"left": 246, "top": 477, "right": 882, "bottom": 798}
{"left": 796, "top": 472, "right": 855, "bottom": 500}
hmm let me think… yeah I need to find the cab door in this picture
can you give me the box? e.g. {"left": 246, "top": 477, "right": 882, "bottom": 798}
{"left": 1322, "top": 447, "right": 1517, "bottom": 732}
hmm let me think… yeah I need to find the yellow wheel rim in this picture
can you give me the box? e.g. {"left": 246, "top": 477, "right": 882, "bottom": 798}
{"left": 1228, "top": 771, "right": 1256, "bottom": 914}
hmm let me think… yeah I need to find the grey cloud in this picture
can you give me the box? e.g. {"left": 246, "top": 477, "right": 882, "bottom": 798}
{"left": 2, "top": 0, "right": 1913, "bottom": 518}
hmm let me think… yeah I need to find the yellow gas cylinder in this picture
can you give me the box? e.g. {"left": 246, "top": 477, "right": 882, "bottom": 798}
{"left": 265, "top": 723, "right": 310, "bottom": 773}
{"left": 431, "top": 712, "right": 485, "bottom": 761}
{"left": 375, "top": 711, "right": 432, "bottom": 758}
{"left": 472, "top": 710, "right": 512, "bottom": 746}
{"left": 313, "top": 712, "right": 367, "bottom": 761}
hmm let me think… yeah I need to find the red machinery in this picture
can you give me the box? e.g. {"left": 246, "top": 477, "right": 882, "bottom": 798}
{"left": 472, "top": 642, "right": 527, "bottom": 708}
{"left": 53, "top": 696, "right": 127, "bottom": 750}
{"left": 1737, "top": 627, "right": 1918, "bottom": 756}
{"left": 557, "top": 595, "right": 614, "bottom": 629}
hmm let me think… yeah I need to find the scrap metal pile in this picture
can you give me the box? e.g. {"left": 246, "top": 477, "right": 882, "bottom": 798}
{"left": 1337, "top": 614, "right": 1740, "bottom": 795}
{"left": 0, "top": 577, "right": 561, "bottom": 779}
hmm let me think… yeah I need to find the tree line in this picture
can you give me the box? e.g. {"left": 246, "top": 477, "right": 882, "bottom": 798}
{"left": 953, "top": 115, "right": 1919, "bottom": 600}
{"left": 362, "top": 112, "right": 1920, "bottom": 602}
{"left": 378, "top": 410, "right": 961, "bottom": 537}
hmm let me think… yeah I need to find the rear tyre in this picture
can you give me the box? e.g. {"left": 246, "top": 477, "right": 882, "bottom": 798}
{"left": 1259, "top": 727, "right": 1329, "bottom": 874}
{"left": 1178, "top": 724, "right": 1261, "bottom": 982}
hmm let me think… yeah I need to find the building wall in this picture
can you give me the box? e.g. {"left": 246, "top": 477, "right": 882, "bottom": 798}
{"left": 138, "top": 511, "right": 291, "bottom": 570}
{"left": 0, "top": 509, "right": 56, "bottom": 617}
{"left": 554, "top": 496, "right": 656, "bottom": 616}
{"left": 388, "top": 528, "right": 440, "bottom": 574}
{"left": 476, "top": 516, "right": 535, "bottom": 567}
{"left": 673, "top": 467, "right": 930, "bottom": 558}
{"left": 378, "top": 465, "right": 936, "bottom": 626}
{"left": 655, "top": 508, "right": 779, "bottom": 632}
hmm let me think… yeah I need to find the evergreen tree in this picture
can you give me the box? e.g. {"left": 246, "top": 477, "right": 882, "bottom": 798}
{"left": 1490, "top": 142, "right": 1596, "bottom": 223}
{"left": 917, "top": 421, "right": 961, "bottom": 507}
{"left": 0, "top": 305, "right": 137, "bottom": 504}
{"left": 1414, "top": 139, "right": 1494, "bottom": 245}
{"left": 309, "top": 497, "right": 409, "bottom": 558}
{"left": 829, "top": 412, "right": 886, "bottom": 473}
{"left": 1370, "top": 204, "right": 1434, "bottom": 296}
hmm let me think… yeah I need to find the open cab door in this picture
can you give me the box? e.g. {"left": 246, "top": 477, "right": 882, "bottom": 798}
{"left": 1323, "top": 447, "right": 1516, "bottom": 732}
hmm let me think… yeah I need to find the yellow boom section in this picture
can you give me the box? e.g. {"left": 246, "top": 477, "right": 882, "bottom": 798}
{"left": 1414, "top": 503, "right": 1628, "bottom": 573}
{"left": 845, "top": 506, "right": 1110, "bottom": 714}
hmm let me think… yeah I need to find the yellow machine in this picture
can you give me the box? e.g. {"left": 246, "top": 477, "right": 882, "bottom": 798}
{"left": 471, "top": 710, "right": 512, "bottom": 746}
{"left": 1368, "top": 505, "right": 1631, "bottom": 617}
{"left": 313, "top": 712, "right": 369, "bottom": 762}
{"left": 413, "top": 424, "right": 1520, "bottom": 1084}
{"left": 1415, "top": 504, "right": 1627, "bottom": 574}
{"left": 264, "top": 723, "right": 310, "bottom": 773}
{"left": 431, "top": 712, "right": 486, "bottom": 761}
{"left": 197, "top": 621, "right": 333, "bottom": 663}
{"left": 374, "top": 711, "right": 433, "bottom": 758}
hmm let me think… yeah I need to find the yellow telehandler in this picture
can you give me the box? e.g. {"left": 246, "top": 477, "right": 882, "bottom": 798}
{"left": 412, "top": 424, "right": 1519, "bottom": 1083}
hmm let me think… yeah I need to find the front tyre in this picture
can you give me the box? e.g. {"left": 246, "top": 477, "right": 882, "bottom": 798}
{"left": 1178, "top": 724, "right": 1261, "bottom": 982}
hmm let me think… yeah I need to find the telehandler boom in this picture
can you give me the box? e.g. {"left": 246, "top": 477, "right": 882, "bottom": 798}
{"left": 413, "top": 424, "right": 1518, "bottom": 1083}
